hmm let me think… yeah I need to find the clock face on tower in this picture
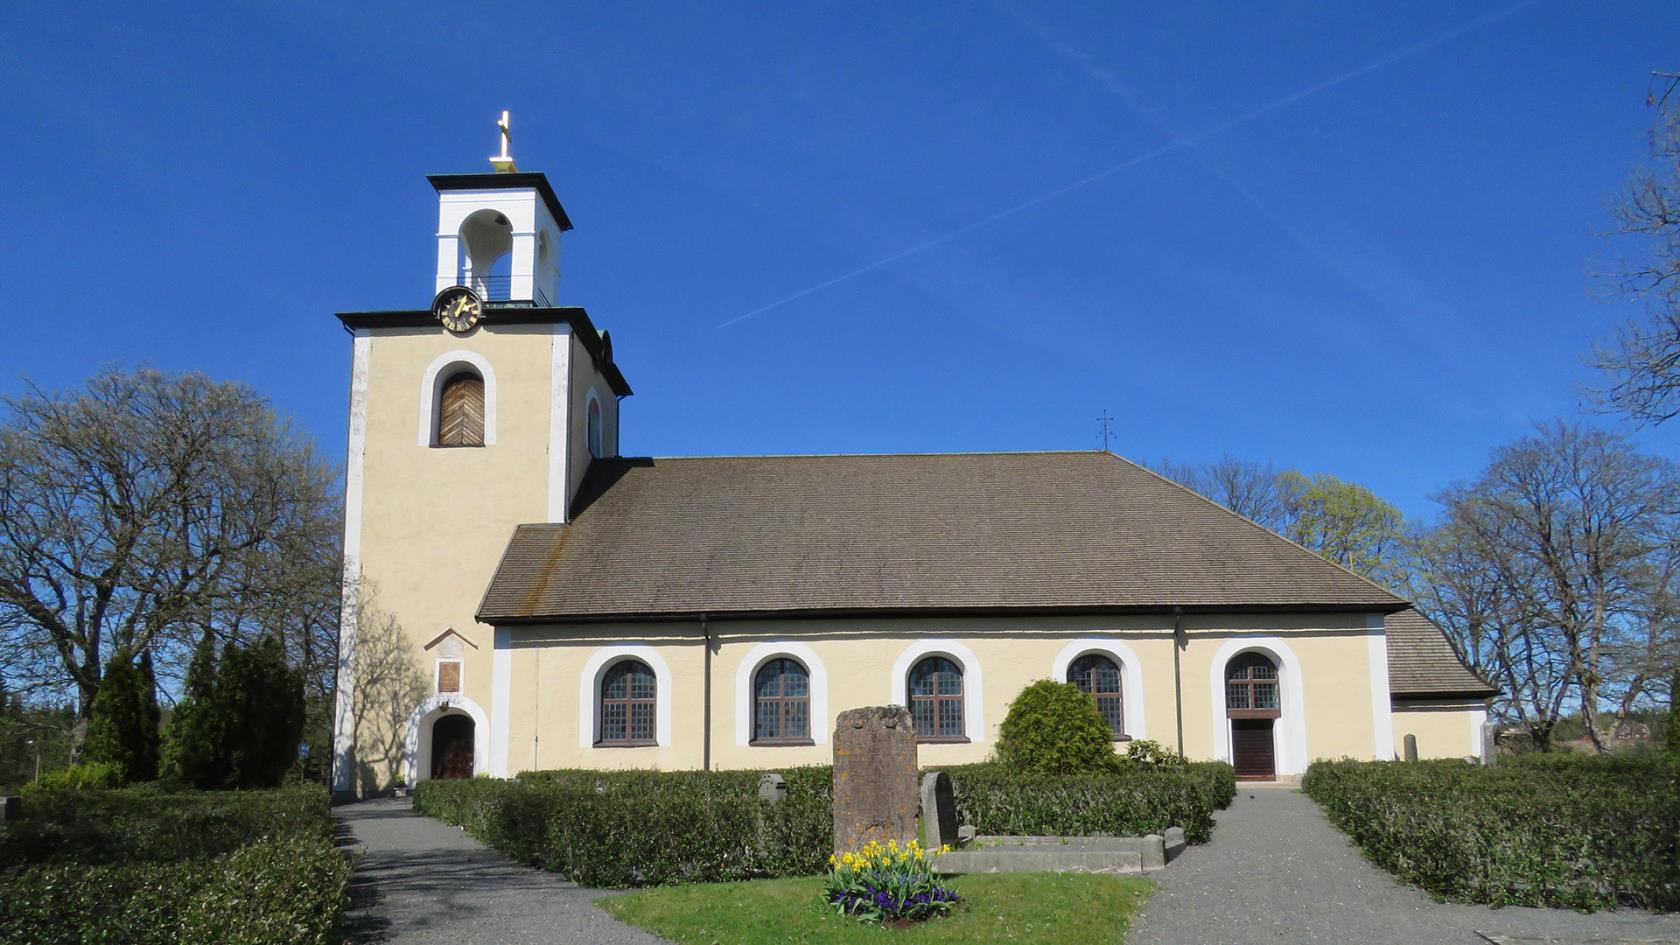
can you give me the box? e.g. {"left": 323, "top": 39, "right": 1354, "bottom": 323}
{"left": 432, "top": 286, "right": 483, "bottom": 334}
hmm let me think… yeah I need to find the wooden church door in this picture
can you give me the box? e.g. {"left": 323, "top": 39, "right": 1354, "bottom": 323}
{"left": 430, "top": 714, "right": 475, "bottom": 780}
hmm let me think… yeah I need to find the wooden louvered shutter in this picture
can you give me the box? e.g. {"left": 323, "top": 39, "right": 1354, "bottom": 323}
{"left": 437, "top": 374, "right": 485, "bottom": 446}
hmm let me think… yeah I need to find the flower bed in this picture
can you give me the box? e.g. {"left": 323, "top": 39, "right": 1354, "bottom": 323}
{"left": 824, "top": 838, "right": 959, "bottom": 924}
{"left": 1302, "top": 755, "right": 1680, "bottom": 911}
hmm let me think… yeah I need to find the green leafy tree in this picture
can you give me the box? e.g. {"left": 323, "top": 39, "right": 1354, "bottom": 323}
{"left": 81, "top": 650, "right": 159, "bottom": 782}
{"left": 1278, "top": 471, "right": 1406, "bottom": 584}
{"left": 161, "top": 633, "right": 225, "bottom": 787}
{"left": 995, "top": 680, "right": 1117, "bottom": 774}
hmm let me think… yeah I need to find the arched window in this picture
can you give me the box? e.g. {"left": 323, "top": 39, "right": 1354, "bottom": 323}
{"left": 436, "top": 371, "right": 485, "bottom": 447}
{"left": 1225, "top": 653, "right": 1280, "bottom": 718}
{"left": 598, "top": 659, "right": 656, "bottom": 745}
{"left": 752, "top": 658, "right": 811, "bottom": 744}
{"left": 1067, "top": 653, "right": 1125, "bottom": 737}
{"left": 587, "top": 396, "right": 604, "bottom": 458}
{"left": 908, "top": 656, "right": 965, "bottom": 741}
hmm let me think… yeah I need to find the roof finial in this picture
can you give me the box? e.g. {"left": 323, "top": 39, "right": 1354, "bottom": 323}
{"left": 489, "top": 110, "right": 518, "bottom": 173}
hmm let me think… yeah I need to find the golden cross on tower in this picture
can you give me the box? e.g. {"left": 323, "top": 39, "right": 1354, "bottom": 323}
{"left": 489, "top": 110, "right": 518, "bottom": 173}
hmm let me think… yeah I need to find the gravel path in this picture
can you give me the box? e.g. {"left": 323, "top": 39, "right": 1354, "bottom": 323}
{"left": 338, "top": 798, "right": 671, "bottom": 945}
{"left": 1126, "top": 786, "right": 1680, "bottom": 945}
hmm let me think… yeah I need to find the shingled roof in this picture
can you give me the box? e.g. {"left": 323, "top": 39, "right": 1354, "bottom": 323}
{"left": 1386, "top": 607, "right": 1499, "bottom": 698}
{"left": 478, "top": 452, "right": 1407, "bottom": 622}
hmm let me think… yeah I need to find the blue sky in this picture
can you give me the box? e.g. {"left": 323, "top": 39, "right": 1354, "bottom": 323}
{"left": 2, "top": 1, "right": 1676, "bottom": 520}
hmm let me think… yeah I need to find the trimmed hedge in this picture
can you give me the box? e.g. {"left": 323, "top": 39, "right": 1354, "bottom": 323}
{"left": 0, "top": 783, "right": 348, "bottom": 944}
{"left": 944, "top": 761, "right": 1232, "bottom": 843}
{"left": 419, "top": 761, "right": 1236, "bottom": 886}
{"left": 1303, "top": 756, "right": 1680, "bottom": 912}
{"left": 417, "top": 767, "right": 834, "bottom": 887}
{"left": 1, "top": 781, "right": 332, "bottom": 865}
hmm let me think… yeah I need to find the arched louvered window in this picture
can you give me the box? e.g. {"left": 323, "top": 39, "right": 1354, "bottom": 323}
{"left": 587, "top": 396, "right": 604, "bottom": 458}
{"left": 598, "top": 659, "right": 656, "bottom": 745}
{"left": 1067, "top": 653, "right": 1125, "bottom": 738}
{"left": 908, "top": 656, "right": 965, "bottom": 741}
{"left": 436, "top": 371, "right": 485, "bottom": 447}
{"left": 752, "top": 658, "right": 811, "bottom": 744}
{"left": 1225, "top": 653, "right": 1281, "bottom": 719}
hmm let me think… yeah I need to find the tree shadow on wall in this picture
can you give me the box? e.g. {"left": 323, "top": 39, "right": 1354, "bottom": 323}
{"left": 347, "top": 584, "right": 427, "bottom": 798}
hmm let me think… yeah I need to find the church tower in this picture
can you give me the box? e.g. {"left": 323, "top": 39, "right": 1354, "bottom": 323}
{"left": 331, "top": 115, "right": 632, "bottom": 797}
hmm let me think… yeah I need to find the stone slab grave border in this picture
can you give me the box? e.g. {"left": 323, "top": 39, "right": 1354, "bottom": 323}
{"left": 917, "top": 769, "right": 1187, "bottom": 876}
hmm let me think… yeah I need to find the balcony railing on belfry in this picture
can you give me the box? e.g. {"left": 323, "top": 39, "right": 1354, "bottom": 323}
{"left": 452, "top": 275, "right": 550, "bottom": 308}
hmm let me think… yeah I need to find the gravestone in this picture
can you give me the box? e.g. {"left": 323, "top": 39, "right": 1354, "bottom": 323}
{"left": 0, "top": 796, "right": 18, "bottom": 823}
{"left": 758, "top": 772, "right": 788, "bottom": 803}
{"left": 832, "top": 705, "right": 918, "bottom": 855}
{"left": 1403, "top": 733, "right": 1418, "bottom": 762}
{"left": 920, "top": 771, "right": 959, "bottom": 849}
{"left": 1481, "top": 722, "right": 1498, "bottom": 767}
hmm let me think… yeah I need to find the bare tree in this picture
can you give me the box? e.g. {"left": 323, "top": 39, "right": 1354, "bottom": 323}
{"left": 1593, "top": 75, "right": 1680, "bottom": 425}
{"left": 1428, "top": 421, "right": 1680, "bottom": 751}
{"left": 0, "top": 368, "right": 340, "bottom": 738}
{"left": 1150, "top": 456, "right": 1287, "bottom": 531}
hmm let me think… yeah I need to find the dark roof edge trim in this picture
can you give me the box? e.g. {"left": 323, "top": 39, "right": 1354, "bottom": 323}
{"left": 477, "top": 600, "right": 1414, "bottom": 625}
{"left": 1391, "top": 687, "right": 1500, "bottom": 700}
{"left": 428, "top": 172, "right": 574, "bottom": 231}
{"left": 336, "top": 308, "right": 631, "bottom": 396}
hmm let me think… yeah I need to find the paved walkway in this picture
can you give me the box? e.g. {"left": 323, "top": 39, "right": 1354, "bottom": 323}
{"left": 1127, "top": 786, "right": 1680, "bottom": 945}
{"left": 338, "top": 798, "right": 669, "bottom": 945}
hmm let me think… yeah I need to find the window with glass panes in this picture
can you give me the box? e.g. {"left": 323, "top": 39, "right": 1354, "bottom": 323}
{"left": 752, "top": 658, "right": 811, "bottom": 743}
{"left": 1067, "top": 653, "right": 1125, "bottom": 737}
{"left": 1224, "top": 653, "right": 1280, "bottom": 719}
{"left": 598, "top": 659, "right": 656, "bottom": 745}
{"left": 908, "top": 656, "right": 964, "bottom": 740}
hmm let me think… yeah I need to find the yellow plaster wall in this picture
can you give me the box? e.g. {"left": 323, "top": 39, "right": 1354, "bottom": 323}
{"left": 498, "top": 613, "right": 1391, "bottom": 777}
{"left": 1392, "top": 701, "right": 1486, "bottom": 760}
{"left": 349, "top": 323, "right": 560, "bottom": 787}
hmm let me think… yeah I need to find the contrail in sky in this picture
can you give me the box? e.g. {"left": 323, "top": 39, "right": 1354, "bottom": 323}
{"left": 717, "top": 1, "right": 1537, "bottom": 329}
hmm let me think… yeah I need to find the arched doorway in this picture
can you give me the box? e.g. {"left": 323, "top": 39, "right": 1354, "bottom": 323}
{"left": 430, "top": 713, "right": 475, "bottom": 780}
{"left": 1225, "top": 653, "right": 1280, "bottom": 781}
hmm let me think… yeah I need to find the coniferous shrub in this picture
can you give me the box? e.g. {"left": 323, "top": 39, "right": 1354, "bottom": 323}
{"left": 994, "top": 679, "right": 1118, "bottom": 775}
{"left": 161, "top": 633, "right": 225, "bottom": 787}
{"left": 1669, "top": 667, "right": 1680, "bottom": 760}
{"left": 82, "top": 650, "right": 159, "bottom": 783}
{"left": 220, "top": 636, "right": 305, "bottom": 789}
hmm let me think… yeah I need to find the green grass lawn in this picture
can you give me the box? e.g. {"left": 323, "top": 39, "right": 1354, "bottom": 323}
{"left": 601, "top": 873, "right": 1155, "bottom": 945}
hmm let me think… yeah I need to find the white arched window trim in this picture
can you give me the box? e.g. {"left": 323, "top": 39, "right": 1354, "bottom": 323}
{"left": 578, "top": 645, "right": 673, "bottom": 748}
{"left": 1207, "top": 636, "right": 1308, "bottom": 777}
{"left": 733, "top": 641, "right": 830, "bottom": 746}
{"left": 890, "top": 639, "right": 985, "bottom": 743}
{"left": 417, "top": 349, "right": 498, "bottom": 446}
{"left": 586, "top": 389, "right": 604, "bottom": 459}
{"left": 1049, "top": 638, "right": 1148, "bottom": 741}
{"left": 402, "top": 692, "right": 491, "bottom": 785}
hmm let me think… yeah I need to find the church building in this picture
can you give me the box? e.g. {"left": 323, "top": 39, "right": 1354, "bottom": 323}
{"left": 329, "top": 130, "right": 1496, "bottom": 797}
